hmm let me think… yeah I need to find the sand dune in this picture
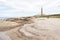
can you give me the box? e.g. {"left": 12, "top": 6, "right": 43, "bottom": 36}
{"left": 0, "top": 21, "right": 19, "bottom": 31}
{"left": 0, "top": 18, "right": 60, "bottom": 40}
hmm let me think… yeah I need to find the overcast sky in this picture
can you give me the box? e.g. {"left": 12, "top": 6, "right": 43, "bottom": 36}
{"left": 0, "top": 0, "right": 60, "bottom": 17}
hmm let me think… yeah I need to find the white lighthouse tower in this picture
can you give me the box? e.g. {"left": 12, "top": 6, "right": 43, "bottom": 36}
{"left": 41, "top": 7, "right": 43, "bottom": 16}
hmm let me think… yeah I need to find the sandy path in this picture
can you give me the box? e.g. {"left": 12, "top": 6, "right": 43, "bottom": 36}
{"left": 19, "top": 18, "right": 60, "bottom": 40}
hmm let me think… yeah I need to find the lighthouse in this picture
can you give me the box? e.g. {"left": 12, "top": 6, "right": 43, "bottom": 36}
{"left": 41, "top": 7, "right": 43, "bottom": 16}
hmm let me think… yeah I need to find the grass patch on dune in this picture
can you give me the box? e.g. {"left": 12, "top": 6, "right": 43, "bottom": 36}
{"left": 46, "top": 15, "right": 60, "bottom": 18}
{"left": 34, "top": 14, "right": 60, "bottom": 18}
